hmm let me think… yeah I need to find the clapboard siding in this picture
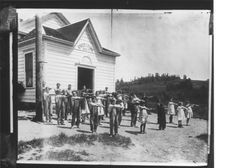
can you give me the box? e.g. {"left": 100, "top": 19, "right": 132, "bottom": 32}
{"left": 44, "top": 27, "right": 116, "bottom": 92}
{"left": 45, "top": 41, "right": 76, "bottom": 89}
{"left": 95, "top": 54, "right": 116, "bottom": 92}
{"left": 18, "top": 20, "right": 117, "bottom": 103}
{"left": 18, "top": 42, "right": 45, "bottom": 103}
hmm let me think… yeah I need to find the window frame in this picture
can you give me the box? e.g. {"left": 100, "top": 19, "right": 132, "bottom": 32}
{"left": 24, "top": 51, "right": 34, "bottom": 88}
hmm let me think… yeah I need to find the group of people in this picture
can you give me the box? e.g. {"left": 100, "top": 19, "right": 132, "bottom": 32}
{"left": 42, "top": 83, "right": 197, "bottom": 137}
{"left": 157, "top": 98, "right": 198, "bottom": 129}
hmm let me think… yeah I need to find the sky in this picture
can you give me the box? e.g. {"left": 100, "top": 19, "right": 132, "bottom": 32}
{"left": 18, "top": 9, "right": 211, "bottom": 81}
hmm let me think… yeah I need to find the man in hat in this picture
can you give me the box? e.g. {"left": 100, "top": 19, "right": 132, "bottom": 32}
{"left": 54, "top": 83, "right": 64, "bottom": 125}
{"left": 130, "top": 94, "right": 140, "bottom": 127}
{"left": 168, "top": 98, "right": 177, "bottom": 124}
{"left": 65, "top": 84, "right": 73, "bottom": 119}
{"left": 61, "top": 89, "right": 67, "bottom": 122}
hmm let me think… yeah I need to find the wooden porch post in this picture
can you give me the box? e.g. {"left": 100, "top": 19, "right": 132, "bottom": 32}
{"left": 34, "top": 15, "right": 44, "bottom": 122}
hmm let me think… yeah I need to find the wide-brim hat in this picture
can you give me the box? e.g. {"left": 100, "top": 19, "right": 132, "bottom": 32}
{"left": 110, "top": 97, "right": 116, "bottom": 102}
{"left": 116, "top": 99, "right": 123, "bottom": 103}
{"left": 96, "top": 96, "right": 105, "bottom": 100}
{"left": 140, "top": 100, "right": 146, "bottom": 105}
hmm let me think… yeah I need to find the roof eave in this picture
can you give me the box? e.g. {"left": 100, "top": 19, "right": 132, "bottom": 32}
{"left": 43, "top": 35, "right": 74, "bottom": 46}
{"left": 100, "top": 50, "right": 120, "bottom": 57}
{"left": 18, "top": 31, "right": 28, "bottom": 35}
{"left": 18, "top": 35, "right": 74, "bottom": 46}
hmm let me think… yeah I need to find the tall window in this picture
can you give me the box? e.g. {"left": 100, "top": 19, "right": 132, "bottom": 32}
{"left": 25, "top": 52, "right": 33, "bottom": 87}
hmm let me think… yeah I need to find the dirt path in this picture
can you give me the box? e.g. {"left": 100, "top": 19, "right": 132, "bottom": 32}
{"left": 18, "top": 110, "right": 208, "bottom": 164}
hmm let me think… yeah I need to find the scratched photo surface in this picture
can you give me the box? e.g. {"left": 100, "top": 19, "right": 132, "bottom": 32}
{"left": 16, "top": 9, "right": 211, "bottom": 166}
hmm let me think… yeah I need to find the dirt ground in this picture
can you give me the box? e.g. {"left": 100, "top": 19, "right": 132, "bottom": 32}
{"left": 17, "top": 110, "right": 208, "bottom": 165}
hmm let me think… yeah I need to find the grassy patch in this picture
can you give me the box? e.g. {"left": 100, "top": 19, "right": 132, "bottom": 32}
{"left": 98, "top": 133, "right": 133, "bottom": 148}
{"left": 46, "top": 133, "right": 97, "bottom": 147}
{"left": 44, "top": 149, "right": 84, "bottom": 161}
{"left": 18, "top": 132, "right": 133, "bottom": 156}
{"left": 18, "top": 138, "right": 44, "bottom": 154}
{"left": 196, "top": 133, "right": 208, "bottom": 143}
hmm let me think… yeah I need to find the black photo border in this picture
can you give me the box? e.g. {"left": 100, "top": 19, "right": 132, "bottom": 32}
{"left": 0, "top": 0, "right": 213, "bottom": 168}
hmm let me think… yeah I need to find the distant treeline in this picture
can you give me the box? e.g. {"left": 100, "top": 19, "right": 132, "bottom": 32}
{"left": 116, "top": 73, "right": 209, "bottom": 120}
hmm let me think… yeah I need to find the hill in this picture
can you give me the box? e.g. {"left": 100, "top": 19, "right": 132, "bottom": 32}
{"left": 116, "top": 76, "right": 209, "bottom": 120}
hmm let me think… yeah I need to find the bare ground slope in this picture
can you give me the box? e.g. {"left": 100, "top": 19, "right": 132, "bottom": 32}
{"left": 18, "top": 110, "right": 208, "bottom": 164}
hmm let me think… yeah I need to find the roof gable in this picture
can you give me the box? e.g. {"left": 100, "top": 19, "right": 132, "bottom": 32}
{"left": 19, "top": 17, "right": 120, "bottom": 57}
{"left": 19, "top": 12, "right": 70, "bottom": 33}
{"left": 56, "top": 19, "right": 88, "bottom": 42}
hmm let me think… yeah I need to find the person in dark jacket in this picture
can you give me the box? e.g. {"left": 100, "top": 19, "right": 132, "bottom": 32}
{"left": 65, "top": 84, "right": 73, "bottom": 119}
{"left": 89, "top": 97, "right": 99, "bottom": 133}
{"left": 130, "top": 95, "right": 140, "bottom": 127}
{"left": 157, "top": 100, "right": 166, "bottom": 130}
{"left": 71, "top": 91, "right": 82, "bottom": 128}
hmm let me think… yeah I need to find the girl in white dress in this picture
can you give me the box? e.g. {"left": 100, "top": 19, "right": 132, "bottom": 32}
{"left": 185, "top": 102, "right": 198, "bottom": 126}
{"left": 139, "top": 101, "right": 150, "bottom": 133}
{"left": 176, "top": 102, "right": 188, "bottom": 128}
{"left": 185, "top": 103, "right": 192, "bottom": 126}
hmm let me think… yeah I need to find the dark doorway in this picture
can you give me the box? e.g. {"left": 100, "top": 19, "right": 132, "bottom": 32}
{"left": 77, "top": 67, "right": 93, "bottom": 90}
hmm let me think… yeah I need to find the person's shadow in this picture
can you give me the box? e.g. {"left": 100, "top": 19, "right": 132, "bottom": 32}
{"left": 148, "top": 127, "right": 159, "bottom": 131}
{"left": 57, "top": 125, "right": 72, "bottom": 129}
{"left": 77, "top": 130, "right": 92, "bottom": 134}
{"left": 125, "top": 130, "right": 141, "bottom": 135}
{"left": 119, "top": 124, "right": 130, "bottom": 128}
{"left": 166, "top": 125, "right": 178, "bottom": 128}
{"left": 99, "top": 125, "right": 110, "bottom": 129}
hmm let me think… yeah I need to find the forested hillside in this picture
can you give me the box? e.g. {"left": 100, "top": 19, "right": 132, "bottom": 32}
{"left": 116, "top": 74, "right": 209, "bottom": 120}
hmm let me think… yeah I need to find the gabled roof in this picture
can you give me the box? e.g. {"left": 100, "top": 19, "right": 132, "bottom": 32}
{"left": 19, "top": 18, "right": 120, "bottom": 57}
{"left": 55, "top": 19, "right": 88, "bottom": 42}
{"left": 19, "top": 29, "right": 36, "bottom": 42}
{"left": 43, "top": 26, "right": 69, "bottom": 41}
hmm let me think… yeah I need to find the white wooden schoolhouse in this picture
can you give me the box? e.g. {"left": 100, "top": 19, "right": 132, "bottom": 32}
{"left": 18, "top": 12, "right": 120, "bottom": 103}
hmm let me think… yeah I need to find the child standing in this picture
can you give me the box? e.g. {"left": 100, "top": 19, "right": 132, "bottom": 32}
{"left": 176, "top": 102, "right": 188, "bottom": 128}
{"left": 157, "top": 100, "right": 166, "bottom": 130}
{"left": 97, "top": 97, "right": 105, "bottom": 125}
{"left": 43, "top": 87, "right": 51, "bottom": 122}
{"left": 185, "top": 101, "right": 197, "bottom": 126}
{"left": 139, "top": 101, "right": 149, "bottom": 134}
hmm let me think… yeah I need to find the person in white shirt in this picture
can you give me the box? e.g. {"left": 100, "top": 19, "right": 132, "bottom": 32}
{"left": 168, "top": 98, "right": 177, "bottom": 124}
{"left": 117, "top": 95, "right": 124, "bottom": 126}
{"left": 43, "top": 87, "right": 51, "bottom": 122}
